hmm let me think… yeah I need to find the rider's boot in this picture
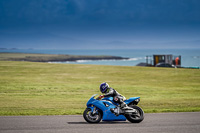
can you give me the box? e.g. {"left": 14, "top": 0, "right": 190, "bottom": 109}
{"left": 120, "top": 102, "right": 133, "bottom": 110}
{"left": 120, "top": 102, "right": 138, "bottom": 114}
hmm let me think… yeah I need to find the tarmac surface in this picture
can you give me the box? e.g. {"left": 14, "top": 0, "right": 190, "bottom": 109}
{"left": 0, "top": 112, "right": 200, "bottom": 133}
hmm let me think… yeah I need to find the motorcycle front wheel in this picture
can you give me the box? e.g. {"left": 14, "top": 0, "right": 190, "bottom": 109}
{"left": 83, "top": 108, "right": 102, "bottom": 123}
{"left": 125, "top": 105, "right": 144, "bottom": 123}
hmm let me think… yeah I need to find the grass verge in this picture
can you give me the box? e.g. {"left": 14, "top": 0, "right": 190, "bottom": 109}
{"left": 0, "top": 61, "right": 200, "bottom": 115}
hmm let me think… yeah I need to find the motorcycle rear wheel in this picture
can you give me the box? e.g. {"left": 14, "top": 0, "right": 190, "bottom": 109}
{"left": 83, "top": 108, "right": 102, "bottom": 123}
{"left": 125, "top": 105, "right": 144, "bottom": 123}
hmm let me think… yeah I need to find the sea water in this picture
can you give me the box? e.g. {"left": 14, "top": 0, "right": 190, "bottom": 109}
{"left": 0, "top": 49, "right": 200, "bottom": 67}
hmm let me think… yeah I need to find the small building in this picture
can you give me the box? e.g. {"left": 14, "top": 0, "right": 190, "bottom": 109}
{"left": 146, "top": 54, "right": 181, "bottom": 67}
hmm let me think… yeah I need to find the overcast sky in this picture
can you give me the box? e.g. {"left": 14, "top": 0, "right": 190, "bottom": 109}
{"left": 0, "top": 0, "right": 200, "bottom": 49}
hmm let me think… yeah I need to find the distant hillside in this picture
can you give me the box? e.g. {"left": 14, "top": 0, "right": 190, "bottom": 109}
{"left": 0, "top": 53, "right": 128, "bottom": 62}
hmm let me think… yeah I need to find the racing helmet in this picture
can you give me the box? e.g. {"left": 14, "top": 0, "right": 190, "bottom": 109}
{"left": 100, "top": 82, "right": 109, "bottom": 93}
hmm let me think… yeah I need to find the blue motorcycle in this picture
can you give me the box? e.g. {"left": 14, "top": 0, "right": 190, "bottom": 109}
{"left": 83, "top": 94, "right": 144, "bottom": 123}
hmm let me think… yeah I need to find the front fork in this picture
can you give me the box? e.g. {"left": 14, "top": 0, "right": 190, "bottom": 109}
{"left": 88, "top": 106, "right": 98, "bottom": 115}
{"left": 92, "top": 107, "right": 97, "bottom": 115}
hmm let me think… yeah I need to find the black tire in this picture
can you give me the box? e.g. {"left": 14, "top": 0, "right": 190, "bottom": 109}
{"left": 83, "top": 108, "right": 102, "bottom": 123}
{"left": 125, "top": 105, "right": 144, "bottom": 123}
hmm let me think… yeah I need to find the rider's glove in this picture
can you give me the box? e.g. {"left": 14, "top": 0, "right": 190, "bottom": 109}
{"left": 99, "top": 95, "right": 104, "bottom": 99}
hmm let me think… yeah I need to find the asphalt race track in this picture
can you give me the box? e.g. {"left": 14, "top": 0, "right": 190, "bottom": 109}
{"left": 0, "top": 112, "right": 200, "bottom": 133}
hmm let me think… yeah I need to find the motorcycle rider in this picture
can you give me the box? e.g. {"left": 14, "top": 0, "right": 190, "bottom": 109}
{"left": 98, "top": 82, "right": 132, "bottom": 111}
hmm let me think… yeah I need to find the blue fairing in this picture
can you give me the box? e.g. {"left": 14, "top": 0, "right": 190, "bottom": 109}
{"left": 125, "top": 97, "right": 140, "bottom": 104}
{"left": 86, "top": 94, "right": 140, "bottom": 121}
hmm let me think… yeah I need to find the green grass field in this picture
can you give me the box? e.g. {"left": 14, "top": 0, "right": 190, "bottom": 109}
{"left": 0, "top": 61, "right": 200, "bottom": 115}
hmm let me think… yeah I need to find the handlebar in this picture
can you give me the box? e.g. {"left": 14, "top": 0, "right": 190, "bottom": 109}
{"left": 96, "top": 97, "right": 101, "bottom": 100}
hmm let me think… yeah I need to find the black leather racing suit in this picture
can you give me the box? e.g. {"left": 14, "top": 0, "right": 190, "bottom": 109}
{"left": 103, "top": 87, "right": 126, "bottom": 104}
